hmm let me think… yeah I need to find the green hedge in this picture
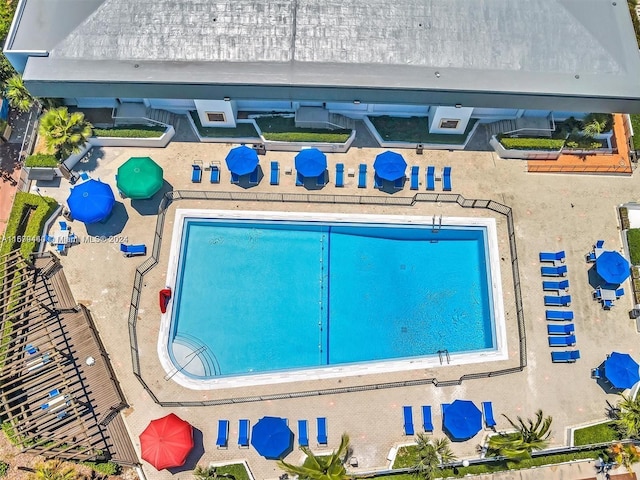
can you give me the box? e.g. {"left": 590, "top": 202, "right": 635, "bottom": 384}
{"left": 261, "top": 131, "right": 351, "bottom": 143}
{"left": 498, "top": 137, "right": 565, "bottom": 151}
{"left": 627, "top": 228, "right": 640, "bottom": 265}
{"left": 0, "top": 192, "right": 58, "bottom": 258}
{"left": 630, "top": 114, "right": 640, "bottom": 151}
{"left": 256, "top": 116, "right": 352, "bottom": 143}
{"left": 92, "top": 125, "right": 166, "bottom": 138}
{"left": 189, "top": 112, "right": 261, "bottom": 138}
{"left": 573, "top": 422, "right": 620, "bottom": 446}
{"left": 80, "top": 461, "right": 121, "bottom": 475}
{"left": 24, "top": 153, "right": 58, "bottom": 168}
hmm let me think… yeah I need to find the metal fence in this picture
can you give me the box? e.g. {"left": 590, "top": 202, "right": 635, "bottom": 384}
{"left": 128, "top": 190, "right": 526, "bottom": 406}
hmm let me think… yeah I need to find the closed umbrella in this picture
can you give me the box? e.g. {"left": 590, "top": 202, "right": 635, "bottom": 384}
{"left": 117, "top": 156, "right": 164, "bottom": 199}
{"left": 443, "top": 400, "right": 482, "bottom": 440}
{"left": 250, "top": 416, "right": 293, "bottom": 459}
{"left": 596, "top": 251, "right": 630, "bottom": 285}
{"left": 373, "top": 151, "right": 407, "bottom": 181}
{"left": 66, "top": 179, "right": 115, "bottom": 224}
{"left": 604, "top": 352, "right": 640, "bottom": 389}
{"left": 140, "top": 413, "right": 194, "bottom": 470}
{"left": 295, "top": 148, "right": 327, "bottom": 177}
{"left": 225, "top": 145, "right": 259, "bottom": 176}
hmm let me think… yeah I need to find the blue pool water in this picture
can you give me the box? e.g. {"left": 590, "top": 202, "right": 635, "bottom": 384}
{"left": 169, "top": 218, "right": 496, "bottom": 378}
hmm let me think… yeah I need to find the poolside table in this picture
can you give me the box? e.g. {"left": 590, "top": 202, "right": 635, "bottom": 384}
{"left": 594, "top": 247, "right": 605, "bottom": 258}
{"left": 599, "top": 288, "right": 617, "bottom": 302}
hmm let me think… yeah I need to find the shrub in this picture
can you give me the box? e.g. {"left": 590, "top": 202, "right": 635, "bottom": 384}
{"left": 81, "top": 461, "right": 120, "bottom": 475}
{"left": 627, "top": 228, "right": 640, "bottom": 265}
{"left": 189, "top": 112, "right": 261, "bottom": 138}
{"left": 573, "top": 422, "right": 620, "bottom": 446}
{"left": 24, "top": 153, "right": 58, "bottom": 168}
{"left": 630, "top": 114, "right": 640, "bottom": 151}
{"left": 256, "top": 115, "right": 352, "bottom": 143}
{"left": 261, "top": 131, "right": 351, "bottom": 143}
{"left": 498, "top": 137, "right": 565, "bottom": 151}
{"left": 92, "top": 125, "right": 166, "bottom": 138}
{"left": 583, "top": 113, "right": 613, "bottom": 135}
{"left": 0, "top": 461, "right": 8, "bottom": 477}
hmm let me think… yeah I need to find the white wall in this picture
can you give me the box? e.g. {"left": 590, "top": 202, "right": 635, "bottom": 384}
{"left": 428, "top": 106, "right": 473, "bottom": 134}
{"left": 194, "top": 99, "right": 237, "bottom": 127}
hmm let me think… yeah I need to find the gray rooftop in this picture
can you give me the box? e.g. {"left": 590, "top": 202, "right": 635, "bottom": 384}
{"left": 10, "top": 0, "right": 640, "bottom": 110}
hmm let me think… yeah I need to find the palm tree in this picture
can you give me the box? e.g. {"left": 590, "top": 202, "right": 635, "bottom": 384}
{"left": 607, "top": 442, "right": 640, "bottom": 472}
{"left": 487, "top": 410, "right": 552, "bottom": 461}
{"left": 614, "top": 394, "right": 640, "bottom": 438}
{"left": 29, "top": 460, "right": 76, "bottom": 480}
{"left": 5, "top": 74, "right": 34, "bottom": 112}
{"left": 582, "top": 113, "right": 613, "bottom": 136}
{"left": 38, "top": 107, "right": 93, "bottom": 160}
{"left": 277, "top": 433, "right": 350, "bottom": 480}
{"left": 413, "top": 434, "right": 457, "bottom": 480}
{"left": 193, "top": 465, "right": 236, "bottom": 480}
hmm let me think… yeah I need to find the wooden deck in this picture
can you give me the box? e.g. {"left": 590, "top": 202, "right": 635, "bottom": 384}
{"left": 528, "top": 114, "right": 633, "bottom": 175}
{"left": 0, "top": 252, "right": 139, "bottom": 466}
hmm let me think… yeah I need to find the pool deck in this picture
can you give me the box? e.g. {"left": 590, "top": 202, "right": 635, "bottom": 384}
{"left": 34, "top": 141, "right": 640, "bottom": 480}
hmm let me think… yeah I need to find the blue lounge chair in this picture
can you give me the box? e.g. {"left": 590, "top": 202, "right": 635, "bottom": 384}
{"left": 546, "top": 310, "right": 574, "bottom": 321}
{"left": 482, "top": 402, "right": 496, "bottom": 429}
{"left": 421, "top": 406, "right": 433, "bottom": 433}
{"left": 298, "top": 420, "right": 309, "bottom": 447}
{"left": 616, "top": 288, "right": 625, "bottom": 298}
{"left": 394, "top": 176, "right": 404, "bottom": 190}
{"left": 547, "top": 323, "right": 575, "bottom": 335}
{"left": 191, "top": 164, "right": 202, "bottom": 183}
{"left": 210, "top": 165, "right": 220, "bottom": 184}
{"left": 544, "top": 295, "right": 571, "bottom": 306}
{"left": 595, "top": 239, "right": 605, "bottom": 249}
{"left": 335, "top": 163, "right": 344, "bottom": 187}
{"left": 238, "top": 419, "right": 249, "bottom": 447}
{"left": 426, "top": 166, "right": 435, "bottom": 191}
{"left": 551, "top": 350, "right": 580, "bottom": 362}
{"left": 539, "top": 251, "right": 565, "bottom": 263}
{"left": 317, "top": 417, "right": 328, "bottom": 445}
{"left": 541, "top": 265, "right": 568, "bottom": 277}
{"left": 231, "top": 172, "right": 240, "bottom": 184}
{"left": 374, "top": 173, "right": 382, "bottom": 189}
{"left": 410, "top": 166, "right": 419, "bottom": 190}
{"left": 25, "top": 344, "right": 37, "bottom": 355}
{"left": 316, "top": 171, "right": 326, "bottom": 187}
{"left": 403, "top": 406, "right": 414, "bottom": 436}
{"left": 442, "top": 166, "right": 452, "bottom": 191}
{"left": 603, "top": 299, "right": 614, "bottom": 309}
{"left": 542, "top": 280, "right": 569, "bottom": 291}
{"left": 49, "top": 388, "right": 60, "bottom": 397}
{"left": 69, "top": 233, "right": 78, "bottom": 244}
{"left": 59, "top": 221, "right": 68, "bottom": 230}
{"left": 56, "top": 243, "right": 65, "bottom": 253}
{"left": 249, "top": 167, "right": 259, "bottom": 185}
{"left": 358, "top": 164, "right": 367, "bottom": 188}
{"left": 548, "top": 334, "right": 576, "bottom": 347}
{"left": 120, "top": 244, "right": 146, "bottom": 257}
{"left": 586, "top": 251, "right": 596, "bottom": 263}
{"left": 296, "top": 172, "right": 304, "bottom": 186}
{"left": 216, "top": 419, "right": 229, "bottom": 448}
{"left": 270, "top": 161, "right": 280, "bottom": 185}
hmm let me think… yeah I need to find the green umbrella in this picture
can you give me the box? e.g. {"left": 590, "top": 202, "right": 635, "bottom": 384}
{"left": 117, "top": 157, "right": 164, "bottom": 199}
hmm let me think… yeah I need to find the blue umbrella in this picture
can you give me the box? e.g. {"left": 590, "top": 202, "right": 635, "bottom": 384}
{"left": 596, "top": 251, "right": 630, "bottom": 285}
{"left": 373, "top": 151, "right": 407, "bottom": 181}
{"left": 443, "top": 400, "right": 482, "bottom": 440}
{"left": 295, "top": 148, "right": 327, "bottom": 177}
{"left": 604, "top": 352, "right": 640, "bottom": 389}
{"left": 250, "top": 416, "right": 293, "bottom": 459}
{"left": 66, "top": 179, "right": 115, "bottom": 224}
{"left": 225, "top": 145, "right": 259, "bottom": 176}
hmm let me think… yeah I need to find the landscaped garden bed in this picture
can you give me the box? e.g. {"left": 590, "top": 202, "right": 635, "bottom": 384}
{"left": 92, "top": 124, "right": 166, "bottom": 138}
{"left": 627, "top": 228, "right": 640, "bottom": 265}
{"left": 24, "top": 153, "right": 58, "bottom": 168}
{"left": 573, "top": 422, "right": 620, "bottom": 446}
{"left": 254, "top": 115, "right": 351, "bottom": 143}
{"left": 189, "top": 111, "right": 260, "bottom": 138}
{"left": 368, "top": 116, "right": 477, "bottom": 144}
{"left": 497, "top": 137, "right": 565, "bottom": 151}
{"left": 631, "top": 114, "right": 640, "bottom": 151}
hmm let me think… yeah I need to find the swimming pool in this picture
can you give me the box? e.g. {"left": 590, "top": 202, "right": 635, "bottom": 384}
{"left": 159, "top": 210, "right": 507, "bottom": 389}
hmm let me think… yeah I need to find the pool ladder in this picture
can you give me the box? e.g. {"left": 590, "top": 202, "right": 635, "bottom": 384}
{"left": 437, "top": 349, "right": 450, "bottom": 365}
{"left": 432, "top": 215, "right": 442, "bottom": 234}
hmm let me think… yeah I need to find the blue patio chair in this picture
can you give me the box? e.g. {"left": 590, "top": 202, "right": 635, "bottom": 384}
{"left": 296, "top": 172, "right": 304, "bottom": 186}
{"left": 482, "top": 402, "right": 496, "bottom": 429}
{"left": 547, "top": 323, "right": 575, "bottom": 335}
{"left": 231, "top": 172, "right": 240, "bottom": 184}
{"left": 541, "top": 265, "right": 568, "bottom": 277}
{"left": 316, "top": 171, "right": 326, "bottom": 187}
{"left": 79, "top": 172, "right": 90, "bottom": 182}
{"left": 394, "top": 175, "right": 404, "bottom": 190}
{"left": 410, "top": 166, "right": 419, "bottom": 190}
{"left": 591, "top": 367, "right": 603, "bottom": 379}
{"left": 59, "top": 221, "right": 68, "bottom": 230}
{"left": 403, "top": 406, "right": 414, "bottom": 436}
{"left": 270, "top": 161, "right": 280, "bottom": 185}
{"left": 374, "top": 173, "right": 382, "bottom": 189}
{"left": 57, "top": 411, "right": 68, "bottom": 420}
{"left": 616, "top": 287, "right": 625, "bottom": 298}
{"left": 426, "top": 166, "right": 435, "bottom": 191}
{"left": 546, "top": 310, "right": 574, "bottom": 321}
{"left": 317, "top": 417, "right": 328, "bottom": 445}
{"left": 335, "top": 163, "right": 344, "bottom": 187}
{"left": 544, "top": 295, "right": 571, "bottom": 306}
{"left": 551, "top": 350, "right": 580, "bottom": 363}
{"left": 542, "top": 280, "right": 569, "bottom": 291}
{"left": 25, "top": 344, "right": 37, "bottom": 355}
{"left": 298, "top": 419, "right": 309, "bottom": 447}
{"left": 48, "top": 388, "right": 60, "bottom": 397}
{"left": 238, "top": 419, "right": 249, "bottom": 447}
{"left": 56, "top": 243, "right": 65, "bottom": 254}
{"left": 595, "top": 239, "right": 605, "bottom": 249}
{"left": 603, "top": 299, "right": 614, "bottom": 310}
{"left": 120, "top": 244, "right": 146, "bottom": 257}
{"left": 45, "top": 234, "right": 54, "bottom": 244}
{"left": 421, "top": 406, "right": 433, "bottom": 433}
{"left": 191, "top": 163, "right": 202, "bottom": 183}
{"left": 593, "top": 289, "right": 602, "bottom": 300}
{"left": 548, "top": 334, "right": 576, "bottom": 347}
{"left": 210, "top": 165, "right": 220, "bottom": 184}
{"left": 539, "top": 251, "right": 565, "bottom": 263}
{"left": 358, "top": 164, "right": 367, "bottom": 188}
{"left": 249, "top": 167, "right": 259, "bottom": 185}
{"left": 442, "top": 166, "right": 452, "bottom": 191}
{"left": 68, "top": 233, "right": 78, "bottom": 244}
{"left": 586, "top": 251, "right": 596, "bottom": 263}
{"left": 216, "top": 419, "right": 229, "bottom": 448}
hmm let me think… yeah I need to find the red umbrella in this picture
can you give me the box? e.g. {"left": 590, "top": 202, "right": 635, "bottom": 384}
{"left": 140, "top": 413, "right": 194, "bottom": 470}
